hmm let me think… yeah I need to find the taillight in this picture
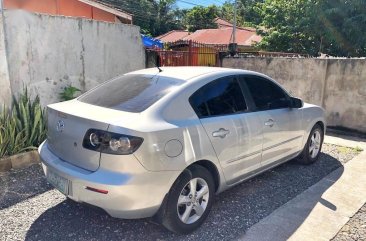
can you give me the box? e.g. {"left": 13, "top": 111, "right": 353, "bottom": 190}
{"left": 83, "top": 129, "right": 143, "bottom": 155}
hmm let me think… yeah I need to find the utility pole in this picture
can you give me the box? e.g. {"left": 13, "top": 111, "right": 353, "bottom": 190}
{"left": 233, "top": 0, "right": 237, "bottom": 45}
{"left": 229, "top": 0, "right": 238, "bottom": 56}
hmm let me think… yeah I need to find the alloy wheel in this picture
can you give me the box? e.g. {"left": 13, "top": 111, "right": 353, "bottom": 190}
{"left": 309, "top": 130, "right": 321, "bottom": 158}
{"left": 177, "top": 177, "right": 209, "bottom": 224}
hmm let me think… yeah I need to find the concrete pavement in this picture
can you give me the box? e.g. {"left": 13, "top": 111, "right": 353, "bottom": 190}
{"left": 324, "top": 134, "right": 366, "bottom": 150}
{"left": 240, "top": 135, "right": 366, "bottom": 241}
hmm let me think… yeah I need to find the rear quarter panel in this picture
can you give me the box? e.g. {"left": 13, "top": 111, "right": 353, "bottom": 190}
{"left": 129, "top": 76, "right": 222, "bottom": 174}
{"left": 127, "top": 73, "right": 231, "bottom": 191}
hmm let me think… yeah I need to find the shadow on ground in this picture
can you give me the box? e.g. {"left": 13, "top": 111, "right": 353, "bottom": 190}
{"left": 239, "top": 165, "right": 344, "bottom": 240}
{"left": 24, "top": 153, "right": 343, "bottom": 241}
{"left": 0, "top": 164, "right": 53, "bottom": 210}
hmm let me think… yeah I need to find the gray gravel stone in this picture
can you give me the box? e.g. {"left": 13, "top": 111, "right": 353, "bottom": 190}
{"left": 332, "top": 204, "right": 366, "bottom": 241}
{"left": 0, "top": 144, "right": 361, "bottom": 241}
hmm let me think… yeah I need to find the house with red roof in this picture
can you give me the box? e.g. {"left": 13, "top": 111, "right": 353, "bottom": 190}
{"left": 183, "top": 28, "right": 261, "bottom": 50}
{"left": 156, "top": 18, "right": 262, "bottom": 50}
{"left": 153, "top": 18, "right": 263, "bottom": 67}
{"left": 3, "top": 0, "right": 133, "bottom": 24}
{"left": 156, "top": 30, "right": 190, "bottom": 43}
{"left": 213, "top": 17, "right": 256, "bottom": 31}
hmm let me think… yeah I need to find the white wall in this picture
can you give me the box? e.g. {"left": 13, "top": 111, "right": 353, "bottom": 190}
{"left": 1, "top": 10, "right": 145, "bottom": 106}
{"left": 223, "top": 57, "right": 366, "bottom": 132}
{"left": 0, "top": 12, "right": 12, "bottom": 107}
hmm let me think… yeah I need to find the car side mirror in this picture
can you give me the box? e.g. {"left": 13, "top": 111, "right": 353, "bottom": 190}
{"left": 290, "top": 97, "right": 303, "bottom": 108}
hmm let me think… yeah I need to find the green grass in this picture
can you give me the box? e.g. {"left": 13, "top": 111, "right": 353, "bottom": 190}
{"left": 354, "top": 146, "right": 363, "bottom": 152}
{"left": 336, "top": 145, "right": 363, "bottom": 155}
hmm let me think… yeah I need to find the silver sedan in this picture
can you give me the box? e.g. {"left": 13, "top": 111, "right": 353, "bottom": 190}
{"left": 39, "top": 67, "right": 326, "bottom": 233}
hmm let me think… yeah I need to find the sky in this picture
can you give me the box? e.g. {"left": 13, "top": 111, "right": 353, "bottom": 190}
{"left": 176, "top": 0, "right": 225, "bottom": 9}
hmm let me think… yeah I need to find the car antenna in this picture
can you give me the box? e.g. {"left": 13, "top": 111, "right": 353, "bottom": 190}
{"left": 156, "top": 54, "right": 162, "bottom": 73}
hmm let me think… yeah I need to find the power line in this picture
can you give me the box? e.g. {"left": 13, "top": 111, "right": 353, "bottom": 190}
{"left": 176, "top": 0, "right": 204, "bottom": 7}
{"left": 176, "top": 0, "right": 227, "bottom": 7}
{"left": 181, "top": 0, "right": 226, "bottom": 5}
{"left": 199, "top": 0, "right": 227, "bottom": 5}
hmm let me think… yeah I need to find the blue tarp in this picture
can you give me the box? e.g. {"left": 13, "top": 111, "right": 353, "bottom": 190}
{"left": 141, "top": 34, "right": 163, "bottom": 49}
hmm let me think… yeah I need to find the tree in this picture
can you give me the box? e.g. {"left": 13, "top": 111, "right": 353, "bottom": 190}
{"left": 184, "top": 5, "right": 220, "bottom": 32}
{"left": 152, "top": 0, "right": 185, "bottom": 36}
{"left": 256, "top": 0, "right": 366, "bottom": 56}
{"left": 220, "top": 0, "right": 263, "bottom": 27}
{"left": 100, "top": 0, "right": 184, "bottom": 36}
{"left": 317, "top": 0, "right": 366, "bottom": 56}
{"left": 239, "top": 0, "right": 264, "bottom": 26}
{"left": 256, "top": 0, "right": 320, "bottom": 55}
{"left": 220, "top": 1, "right": 245, "bottom": 26}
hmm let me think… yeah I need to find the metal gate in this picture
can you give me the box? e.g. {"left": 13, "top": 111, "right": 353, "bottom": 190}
{"left": 152, "top": 40, "right": 226, "bottom": 67}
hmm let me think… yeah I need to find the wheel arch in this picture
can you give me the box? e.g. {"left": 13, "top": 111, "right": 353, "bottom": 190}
{"left": 315, "top": 120, "right": 326, "bottom": 135}
{"left": 301, "top": 118, "right": 326, "bottom": 149}
{"left": 187, "top": 160, "right": 221, "bottom": 192}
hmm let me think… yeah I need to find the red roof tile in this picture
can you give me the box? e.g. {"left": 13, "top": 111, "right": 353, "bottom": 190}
{"left": 214, "top": 17, "right": 234, "bottom": 28}
{"left": 214, "top": 17, "right": 256, "bottom": 32}
{"left": 155, "top": 18, "right": 262, "bottom": 46}
{"left": 183, "top": 28, "right": 262, "bottom": 46}
{"left": 156, "top": 30, "right": 190, "bottom": 43}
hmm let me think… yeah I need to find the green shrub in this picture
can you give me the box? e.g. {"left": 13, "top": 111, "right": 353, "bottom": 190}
{"left": 59, "top": 85, "right": 81, "bottom": 101}
{"left": 0, "top": 89, "right": 47, "bottom": 158}
{"left": 0, "top": 108, "right": 26, "bottom": 158}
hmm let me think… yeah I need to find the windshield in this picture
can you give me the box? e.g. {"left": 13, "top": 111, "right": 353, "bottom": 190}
{"left": 79, "top": 74, "right": 185, "bottom": 113}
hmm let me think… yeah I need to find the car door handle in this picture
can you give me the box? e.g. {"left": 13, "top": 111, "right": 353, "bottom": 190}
{"left": 264, "top": 119, "right": 275, "bottom": 127}
{"left": 212, "top": 128, "right": 230, "bottom": 138}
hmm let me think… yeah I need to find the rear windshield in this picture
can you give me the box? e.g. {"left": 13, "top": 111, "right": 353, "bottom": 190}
{"left": 79, "top": 74, "right": 184, "bottom": 112}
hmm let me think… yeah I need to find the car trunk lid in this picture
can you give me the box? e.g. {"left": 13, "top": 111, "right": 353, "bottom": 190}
{"left": 46, "top": 100, "right": 136, "bottom": 172}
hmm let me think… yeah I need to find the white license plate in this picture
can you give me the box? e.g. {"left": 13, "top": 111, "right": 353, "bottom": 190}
{"left": 46, "top": 170, "right": 69, "bottom": 195}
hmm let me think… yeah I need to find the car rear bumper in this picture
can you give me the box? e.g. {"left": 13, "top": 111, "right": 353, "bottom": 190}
{"left": 38, "top": 141, "right": 180, "bottom": 219}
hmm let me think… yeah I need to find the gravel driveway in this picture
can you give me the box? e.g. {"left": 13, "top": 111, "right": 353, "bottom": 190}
{"left": 0, "top": 144, "right": 360, "bottom": 241}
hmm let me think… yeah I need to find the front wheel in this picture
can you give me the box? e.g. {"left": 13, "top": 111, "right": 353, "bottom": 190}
{"left": 297, "top": 124, "right": 324, "bottom": 165}
{"left": 159, "top": 165, "right": 215, "bottom": 234}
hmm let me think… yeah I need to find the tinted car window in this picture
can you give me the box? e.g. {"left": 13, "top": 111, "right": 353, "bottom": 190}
{"left": 190, "top": 77, "right": 247, "bottom": 118}
{"left": 79, "top": 74, "right": 184, "bottom": 113}
{"left": 244, "top": 76, "right": 289, "bottom": 111}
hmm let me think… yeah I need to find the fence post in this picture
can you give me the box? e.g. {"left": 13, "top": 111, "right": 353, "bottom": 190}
{"left": 188, "top": 40, "right": 192, "bottom": 66}
{"left": 216, "top": 52, "right": 220, "bottom": 67}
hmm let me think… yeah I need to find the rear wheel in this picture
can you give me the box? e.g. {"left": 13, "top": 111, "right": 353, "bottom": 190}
{"left": 159, "top": 165, "right": 215, "bottom": 234}
{"left": 297, "top": 124, "right": 324, "bottom": 164}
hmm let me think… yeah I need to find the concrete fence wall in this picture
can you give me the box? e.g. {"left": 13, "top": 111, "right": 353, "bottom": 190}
{"left": 0, "top": 9, "right": 145, "bottom": 106}
{"left": 0, "top": 14, "right": 12, "bottom": 107}
{"left": 223, "top": 57, "right": 366, "bottom": 132}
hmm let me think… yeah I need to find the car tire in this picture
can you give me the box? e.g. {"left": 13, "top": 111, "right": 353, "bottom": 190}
{"left": 159, "top": 165, "right": 215, "bottom": 234}
{"left": 297, "top": 124, "right": 324, "bottom": 165}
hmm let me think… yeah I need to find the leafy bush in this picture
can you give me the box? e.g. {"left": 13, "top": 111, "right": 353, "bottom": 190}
{"left": 0, "top": 109, "right": 26, "bottom": 158}
{"left": 0, "top": 89, "right": 47, "bottom": 158}
{"left": 59, "top": 85, "right": 81, "bottom": 101}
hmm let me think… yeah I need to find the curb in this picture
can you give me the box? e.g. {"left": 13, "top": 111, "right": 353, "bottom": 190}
{"left": 0, "top": 151, "right": 40, "bottom": 172}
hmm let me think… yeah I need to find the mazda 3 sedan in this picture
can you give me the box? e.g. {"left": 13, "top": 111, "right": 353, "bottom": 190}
{"left": 39, "top": 67, "right": 325, "bottom": 233}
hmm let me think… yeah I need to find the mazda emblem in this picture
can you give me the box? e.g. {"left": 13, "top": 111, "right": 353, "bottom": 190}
{"left": 56, "top": 120, "right": 65, "bottom": 132}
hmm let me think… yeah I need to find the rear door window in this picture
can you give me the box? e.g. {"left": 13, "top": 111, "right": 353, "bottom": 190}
{"left": 189, "top": 76, "right": 247, "bottom": 118}
{"left": 79, "top": 74, "right": 184, "bottom": 113}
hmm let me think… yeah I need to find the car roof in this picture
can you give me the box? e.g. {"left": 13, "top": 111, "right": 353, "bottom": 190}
{"left": 126, "top": 67, "right": 254, "bottom": 81}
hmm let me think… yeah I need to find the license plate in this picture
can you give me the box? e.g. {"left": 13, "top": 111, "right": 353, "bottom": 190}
{"left": 46, "top": 170, "right": 69, "bottom": 195}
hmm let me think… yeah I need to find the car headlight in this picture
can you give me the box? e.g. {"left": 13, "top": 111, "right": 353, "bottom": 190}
{"left": 83, "top": 129, "right": 143, "bottom": 155}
